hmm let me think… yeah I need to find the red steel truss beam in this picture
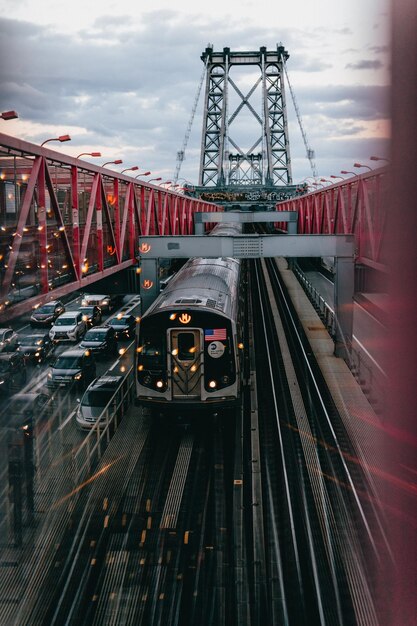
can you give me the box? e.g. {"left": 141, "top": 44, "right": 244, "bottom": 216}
{"left": 275, "top": 169, "right": 388, "bottom": 271}
{"left": 0, "top": 133, "right": 220, "bottom": 320}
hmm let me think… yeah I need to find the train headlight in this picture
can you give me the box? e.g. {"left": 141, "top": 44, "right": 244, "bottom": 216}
{"left": 156, "top": 380, "right": 164, "bottom": 389}
{"left": 143, "top": 375, "right": 152, "bottom": 385}
{"left": 221, "top": 375, "right": 229, "bottom": 384}
{"left": 208, "top": 380, "right": 217, "bottom": 389}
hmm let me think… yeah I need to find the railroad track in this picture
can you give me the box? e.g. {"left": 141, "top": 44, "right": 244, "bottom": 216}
{"left": 0, "top": 259, "right": 390, "bottom": 625}
{"left": 245, "top": 257, "right": 389, "bottom": 625}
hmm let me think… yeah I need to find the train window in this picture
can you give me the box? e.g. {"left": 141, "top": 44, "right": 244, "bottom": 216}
{"left": 177, "top": 333, "right": 195, "bottom": 361}
{"left": 140, "top": 335, "right": 165, "bottom": 367}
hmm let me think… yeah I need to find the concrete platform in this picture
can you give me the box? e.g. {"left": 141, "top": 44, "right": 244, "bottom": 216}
{"left": 276, "top": 258, "right": 389, "bottom": 495}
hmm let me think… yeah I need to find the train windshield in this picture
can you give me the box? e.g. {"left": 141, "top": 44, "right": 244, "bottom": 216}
{"left": 139, "top": 333, "right": 165, "bottom": 367}
{"left": 177, "top": 333, "right": 196, "bottom": 361}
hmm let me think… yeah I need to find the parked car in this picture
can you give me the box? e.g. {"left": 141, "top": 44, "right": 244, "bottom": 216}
{"left": 0, "top": 352, "right": 26, "bottom": 393}
{"left": 30, "top": 300, "right": 65, "bottom": 327}
{"left": 49, "top": 311, "right": 86, "bottom": 343}
{"left": 106, "top": 314, "right": 137, "bottom": 340}
{"left": 79, "top": 305, "right": 102, "bottom": 327}
{"left": 47, "top": 348, "right": 96, "bottom": 391}
{"left": 17, "top": 332, "right": 54, "bottom": 364}
{"left": 80, "top": 294, "right": 119, "bottom": 313}
{"left": 79, "top": 326, "right": 118, "bottom": 357}
{"left": 75, "top": 372, "right": 129, "bottom": 430}
{"left": 0, "top": 328, "right": 19, "bottom": 353}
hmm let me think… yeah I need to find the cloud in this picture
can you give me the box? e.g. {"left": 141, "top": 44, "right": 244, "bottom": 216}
{"left": 346, "top": 59, "right": 384, "bottom": 70}
{"left": 369, "top": 45, "right": 389, "bottom": 54}
{"left": 0, "top": 11, "right": 389, "bottom": 183}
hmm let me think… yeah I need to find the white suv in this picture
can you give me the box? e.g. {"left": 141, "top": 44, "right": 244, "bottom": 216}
{"left": 49, "top": 311, "right": 86, "bottom": 343}
{"left": 81, "top": 294, "right": 115, "bottom": 312}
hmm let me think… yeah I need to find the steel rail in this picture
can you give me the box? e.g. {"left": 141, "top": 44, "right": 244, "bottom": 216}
{"left": 261, "top": 257, "right": 345, "bottom": 624}
{"left": 266, "top": 258, "right": 379, "bottom": 557}
{"left": 252, "top": 260, "right": 304, "bottom": 592}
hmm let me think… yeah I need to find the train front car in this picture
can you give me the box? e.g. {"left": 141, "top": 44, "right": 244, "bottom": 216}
{"left": 136, "top": 224, "right": 243, "bottom": 416}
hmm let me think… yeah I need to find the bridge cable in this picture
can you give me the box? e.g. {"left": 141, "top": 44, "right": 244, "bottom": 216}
{"left": 281, "top": 54, "right": 318, "bottom": 179}
{"left": 173, "top": 48, "right": 210, "bottom": 185}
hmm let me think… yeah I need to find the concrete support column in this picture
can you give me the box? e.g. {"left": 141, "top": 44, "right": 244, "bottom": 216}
{"left": 287, "top": 212, "right": 298, "bottom": 234}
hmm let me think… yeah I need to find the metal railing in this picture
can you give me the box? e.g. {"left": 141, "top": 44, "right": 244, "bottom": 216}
{"left": 292, "top": 263, "right": 336, "bottom": 337}
{"left": 71, "top": 365, "right": 135, "bottom": 486}
{"left": 292, "top": 263, "right": 386, "bottom": 415}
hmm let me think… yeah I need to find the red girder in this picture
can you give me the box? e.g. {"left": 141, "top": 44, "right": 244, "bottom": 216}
{"left": 0, "top": 133, "right": 220, "bottom": 321}
{"left": 275, "top": 170, "right": 388, "bottom": 270}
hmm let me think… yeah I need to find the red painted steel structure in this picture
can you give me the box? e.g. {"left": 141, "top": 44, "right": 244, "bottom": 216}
{"left": 0, "top": 133, "right": 220, "bottom": 320}
{"left": 274, "top": 168, "right": 388, "bottom": 273}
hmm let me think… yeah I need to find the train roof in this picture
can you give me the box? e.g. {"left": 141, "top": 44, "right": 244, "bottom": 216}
{"left": 144, "top": 256, "right": 241, "bottom": 319}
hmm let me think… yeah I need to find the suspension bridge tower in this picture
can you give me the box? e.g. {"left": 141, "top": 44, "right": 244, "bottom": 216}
{"left": 194, "top": 45, "right": 298, "bottom": 210}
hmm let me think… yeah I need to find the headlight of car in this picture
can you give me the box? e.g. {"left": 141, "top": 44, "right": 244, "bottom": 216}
{"left": 74, "top": 372, "right": 82, "bottom": 380}
{"left": 47, "top": 372, "right": 52, "bottom": 379}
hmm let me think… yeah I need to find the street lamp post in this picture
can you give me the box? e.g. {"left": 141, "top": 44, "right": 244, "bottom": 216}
{"left": 77, "top": 152, "right": 101, "bottom": 159}
{"left": 41, "top": 134, "right": 71, "bottom": 147}
{"left": 354, "top": 162, "right": 372, "bottom": 171}
{"left": 121, "top": 166, "right": 139, "bottom": 174}
{"left": 159, "top": 181, "right": 172, "bottom": 187}
{"left": 0, "top": 110, "right": 18, "bottom": 120}
{"left": 148, "top": 177, "right": 162, "bottom": 183}
{"left": 370, "top": 155, "right": 390, "bottom": 163}
{"left": 340, "top": 170, "right": 356, "bottom": 176}
{"left": 102, "top": 160, "right": 123, "bottom": 167}
{"left": 330, "top": 175, "right": 344, "bottom": 180}
{"left": 134, "top": 171, "right": 152, "bottom": 179}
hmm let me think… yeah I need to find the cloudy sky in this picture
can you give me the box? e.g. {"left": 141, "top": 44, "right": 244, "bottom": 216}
{"left": 0, "top": 0, "right": 390, "bottom": 184}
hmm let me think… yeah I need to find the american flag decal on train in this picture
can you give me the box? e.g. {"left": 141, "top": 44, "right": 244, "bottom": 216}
{"left": 204, "top": 328, "right": 227, "bottom": 341}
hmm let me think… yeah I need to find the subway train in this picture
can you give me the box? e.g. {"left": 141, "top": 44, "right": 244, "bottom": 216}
{"left": 136, "top": 222, "right": 245, "bottom": 415}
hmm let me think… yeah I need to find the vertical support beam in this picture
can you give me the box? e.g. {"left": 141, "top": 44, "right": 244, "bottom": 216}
{"left": 96, "top": 181, "right": 103, "bottom": 272}
{"left": 129, "top": 186, "right": 135, "bottom": 261}
{"left": 333, "top": 256, "right": 354, "bottom": 358}
{"left": 113, "top": 179, "right": 120, "bottom": 259}
{"left": 139, "top": 258, "right": 159, "bottom": 314}
{"left": 38, "top": 159, "right": 48, "bottom": 294}
{"left": 287, "top": 212, "right": 298, "bottom": 234}
{"left": 71, "top": 165, "right": 80, "bottom": 279}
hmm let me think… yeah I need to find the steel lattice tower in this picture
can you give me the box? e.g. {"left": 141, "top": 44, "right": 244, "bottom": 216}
{"left": 198, "top": 45, "right": 292, "bottom": 188}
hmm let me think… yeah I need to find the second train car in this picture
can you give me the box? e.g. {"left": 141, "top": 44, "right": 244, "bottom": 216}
{"left": 136, "top": 222, "right": 244, "bottom": 415}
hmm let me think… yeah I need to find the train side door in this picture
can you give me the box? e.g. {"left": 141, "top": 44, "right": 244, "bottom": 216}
{"left": 169, "top": 329, "right": 203, "bottom": 400}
